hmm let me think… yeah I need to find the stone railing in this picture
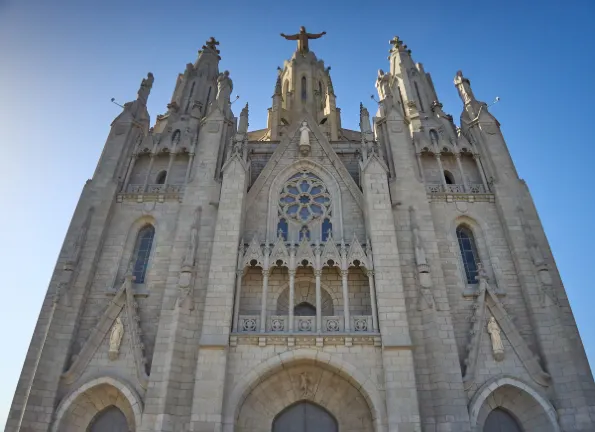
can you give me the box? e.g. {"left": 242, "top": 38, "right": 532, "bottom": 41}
{"left": 237, "top": 315, "right": 374, "bottom": 334}
{"left": 119, "top": 184, "right": 185, "bottom": 202}
{"left": 426, "top": 183, "right": 488, "bottom": 194}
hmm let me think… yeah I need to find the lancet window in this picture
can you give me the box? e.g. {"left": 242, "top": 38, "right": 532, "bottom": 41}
{"left": 132, "top": 225, "right": 155, "bottom": 284}
{"left": 456, "top": 225, "right": 479, "bottom": 284}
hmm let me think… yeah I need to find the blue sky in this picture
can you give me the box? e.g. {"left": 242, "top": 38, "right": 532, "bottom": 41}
{"left": 1, "top": 0, "right": 594, "bottom": 427}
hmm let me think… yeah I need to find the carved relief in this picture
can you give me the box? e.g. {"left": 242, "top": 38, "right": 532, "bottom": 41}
{"left": 108, "top": 316, "right": 124, "bottom": 361}
{"left": 487, "top": 316, "right": 504, "bottom": 361}
{"left": 298, "top": 121, "right": 311, "bottom": 156}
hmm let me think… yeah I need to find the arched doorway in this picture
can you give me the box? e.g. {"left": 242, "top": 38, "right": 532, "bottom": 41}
{"left": 273, "top": 401, "right": 338, "bottom": 432}
{"left": 484, "top": 408, "right": 522, "bottom": 432}
{"left": 87, "top": 406, "right": 129, "bottom": 432}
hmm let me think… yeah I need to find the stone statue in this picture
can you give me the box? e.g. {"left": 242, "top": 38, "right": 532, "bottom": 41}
{"left": 298, "top": 121, "right": 311, "bottom": 155}
{"left": 216, "top": 70, "right": 233, "bottom": 112}
{"left": 454, "top": 70, "right": 476, "bottom": 106}
{"left": 376, "top": 69, "right": 392, "bottom": 100}
{"left": 359, "top": 103, "right": 372, "bottom": 134}
{"left": 299, "top": 372, "right": 313, "bottom": 397}
{"left": 280, "top": 26, "right": 327, "bottom": 53}
{"left": 487, "top": 316, "right": 505, "bottom": 361}
{"left": 108, "top": 316, "right": 124, "bottom": 360}
{"left": 137, "top": 72, "right": 154, "bottom": 103}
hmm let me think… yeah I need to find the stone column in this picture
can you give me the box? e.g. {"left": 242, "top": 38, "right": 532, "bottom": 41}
{"left": 435, "top": 153, "right": 447, "bottom": 191}
{"left": 163, "top": 152, "right": 176, "bottom": 186}
{"left": 314, "top": 269, "right": 322, "bottom": 332}
{"left": 184, "top": 150, "right": 195, "bottom": 185}
{"left": 288, "top": 269, "right": 296, "bottom": 332}
{"left": 473, "top": 153, "right": 489, "bottom": 192}
{"left": 416, "top": 152, "right": 425, "bottom": 182}
{"left": 260, "top": 269, "right": 270, "bottom": 332}
{"left": 232, "top": 269, "right": 243, "bottom": 332}
{"left": 455, "top": 153, "right": 469, "bottom": 191}
{"left": 367, "top": 270, "right": 379, "bottom": 332}
{"left": 121, "top": 153, "right": 138, "bottom": 192}
{"left": 341, "top": 269, "right": 351, "bottom": 332}
{"left": 142, "top": 153, "right": 155, "bottom": 192}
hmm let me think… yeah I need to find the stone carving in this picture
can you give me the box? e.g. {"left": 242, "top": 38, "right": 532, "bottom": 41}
{"left": 518, "top": 207, "right": 558, "bottom": 306}
{"left": 298, "top": 121, "right": 311, "bottom": 155}
{"left": 299, "top": 372, "right": 313, "bottom": 397}
{"left": 409, "top": 207, "right": 435, "bottom": 310}
{"left": 198, "top": 37, "right": 220, "bottom": 59}
{"left": 454, "top": 70, "right": 475, "bottom": 106}
{"left": 54, "top": 206, "right": 95, "bottom": 306}
{"left": 376, "top": 69, "right": 392, "bottom": 100}
{"left": 178, "top": 207, "right": 201, "bottom": 310}
{"left": 280, "top": 26, "right": 327, "bottom": 53}
{"left": 238, "top": 103, "right": 249, "bottom": 136}
{"left": 216, "top": 70, "right": 233, "bottom": 113}
{"left": 487, "top": 316, "right": 505, "bottom": 361}
{"left": 108, "top": 316, "right": 124, "bottom": 361}
{"left": 137, "top": 72, "right": 154, "bottom": 103}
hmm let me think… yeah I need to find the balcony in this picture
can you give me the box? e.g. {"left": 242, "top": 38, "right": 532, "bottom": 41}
{"left": 238, "top": 315, "right": 373, "bottom": 333}
{"left": 117, "top": 184, "right": 185, "bottom": 202}
{"left": 425, "top": 183, "right": 494, "bottom": 202}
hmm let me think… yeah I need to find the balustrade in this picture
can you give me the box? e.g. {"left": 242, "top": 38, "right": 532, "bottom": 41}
{"left": 237, "top": 314, "right": 374, "bottom": 334}
{"left": 425, "top": 183, "right": 487, "bottom": 194}
{"left": 125, "top": 184, "right": 185, "bottom": 195}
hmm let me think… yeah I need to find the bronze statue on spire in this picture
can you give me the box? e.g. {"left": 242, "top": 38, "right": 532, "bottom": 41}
{"left": 280, "top": 26, "right": 326, "bottom": 53}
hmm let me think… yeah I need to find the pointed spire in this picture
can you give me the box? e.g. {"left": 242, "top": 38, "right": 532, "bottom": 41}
{"left": 325, "top": 66, "right": 335, "bottom": 95}
{"left": 274, "top": 66, "right": 283, "bottom": 96}
{"left": 238, "top": 102, "right": 249, "bottom": 134}
{"left": 359, "top": 102, "right": 372, "bottom": 134}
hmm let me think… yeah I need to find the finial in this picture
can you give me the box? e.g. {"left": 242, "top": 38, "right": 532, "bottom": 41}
{"left": 198, "top": 37, "right": 221, "bottom": 59}
{"left": 389, "top": 36, "right": 411, "bottom": 55}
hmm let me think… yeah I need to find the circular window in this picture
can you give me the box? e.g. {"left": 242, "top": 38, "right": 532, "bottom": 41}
{"left": 279, "top": 171, "right": 331, "bottom": 224}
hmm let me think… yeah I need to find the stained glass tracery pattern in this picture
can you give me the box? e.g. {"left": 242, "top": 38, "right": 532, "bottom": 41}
{"left": 279, "top": 171, "right": 331, "bottom": 224}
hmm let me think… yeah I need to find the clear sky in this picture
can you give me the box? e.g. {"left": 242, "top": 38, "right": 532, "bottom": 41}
{"left": 1, "top": 0, "right": 594, "bottom": 427}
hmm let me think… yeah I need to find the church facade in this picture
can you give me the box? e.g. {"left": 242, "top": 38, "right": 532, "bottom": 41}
{"left": 5, "top": 31, "right": 595, "bottom": 432}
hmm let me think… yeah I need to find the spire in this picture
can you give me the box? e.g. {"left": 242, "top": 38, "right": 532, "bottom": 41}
{"left": 325, "top": 66, "right": 335, "bottom": 95}
{"left": 454, "top": 70, "right": 490, "bottom": 121}
{"left": 274, "top": 67, "right": 283, "bottom": 96}
{"left": 359, "top": 103, "right": 372, "bottom": 134}
{"left": 238, "top": 103, "right": 249, "bottom": 135}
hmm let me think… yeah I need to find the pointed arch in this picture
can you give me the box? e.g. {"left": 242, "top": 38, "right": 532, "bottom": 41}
{"left": 469, "top": 376, "right": 560, "bottom": 432}
{"left": 223, "top": 348, "right": 386, "bottom": 432}
{"left": 267, "top": 159, "right": 344, "bottom": 242}
{"left": 51, "top": 376, "right": 143, "bottom": 432}
{"left": 132, "top": 224, "right": 155, "bottom": 284}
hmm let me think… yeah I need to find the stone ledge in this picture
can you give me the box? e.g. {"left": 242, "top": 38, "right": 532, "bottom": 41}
{"left": 229, "top": 333, "right": 381, "bottom": 347}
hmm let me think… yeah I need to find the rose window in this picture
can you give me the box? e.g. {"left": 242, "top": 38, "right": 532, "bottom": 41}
{"left": 279, "top": 172, "right": 331, "bottom": 223}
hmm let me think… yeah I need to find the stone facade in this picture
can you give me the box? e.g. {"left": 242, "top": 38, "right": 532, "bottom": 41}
{"left": 5, "top": 32, "right": 595, "bottom": 432}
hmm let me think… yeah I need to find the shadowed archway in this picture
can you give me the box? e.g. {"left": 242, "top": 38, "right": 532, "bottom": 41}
{"left": 273, "top": 401, "right": 338, "bottom": 432}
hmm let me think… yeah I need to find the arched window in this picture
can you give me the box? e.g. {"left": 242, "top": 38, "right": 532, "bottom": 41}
{"left": 132, "top": 225, "right": 155, "bottom": 284}
{"left": 322, "top": 218, "right": 332, "bottom": 241}
{"left": 185, "top": 81, "right": 195, "bottom": 113}
{"left": 444, "top": 170, "right": 455, "bottom": 185}
{"left": 155, "top": 170, "right": 167, "bottom": 185}
{"left": 456, "top": 225, "right": 479, "bottom": 284}
{"left": 414, "top": 81, "right": 425, "bottom": 112}
{"left": 88, "top": 406, "right": 128, "bottom": 432}
{"left": 484, "top": 408, "right": 522, "bottom": 432}
{"left": 204, "top": 87, "right": 212, "bottom": 114}
{"left": 294, "top": 302, "right": 316, "bottom": 316}
{"left": 430, "top": 129, "right": 440, "bottom": 147}
{"left": 171, "top": 129, "right": 181, "bottom": 146}
{"left": 277, "top": 218, "right": 288, "bottom": 241}
{"left": 301, "top": 76, "right": 307, "bottom": 101}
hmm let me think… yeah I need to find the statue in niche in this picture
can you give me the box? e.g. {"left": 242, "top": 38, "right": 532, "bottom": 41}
{"left": 108, "top": 316, "right": 124, "bottom": 361}
{"left": 298, "top": 121, "right": 311, "bottom": 155}
{"left": 487, "top": 316, "right": 505, "bottom": 361}
{"left": 216, "top": 70, "right": 233, "bottom": 112}
{"left": 299, "top": 372, "right": 313, "bottom": 397}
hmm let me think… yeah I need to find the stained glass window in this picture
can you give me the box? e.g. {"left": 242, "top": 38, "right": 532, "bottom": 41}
{"left": 132, "top": 225, "right": 155, "bottom": 284}
{"left": 322, "top": 218, "right": 332, "bottom": 241}
{"left": 277, "top": 218, "right": 288, "bottom": 241}
{"left": 279, "top": 171, "right": 331, "bottom": 224}
{"left": 456, "top": 225, "right": 479, "bottom": 284}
